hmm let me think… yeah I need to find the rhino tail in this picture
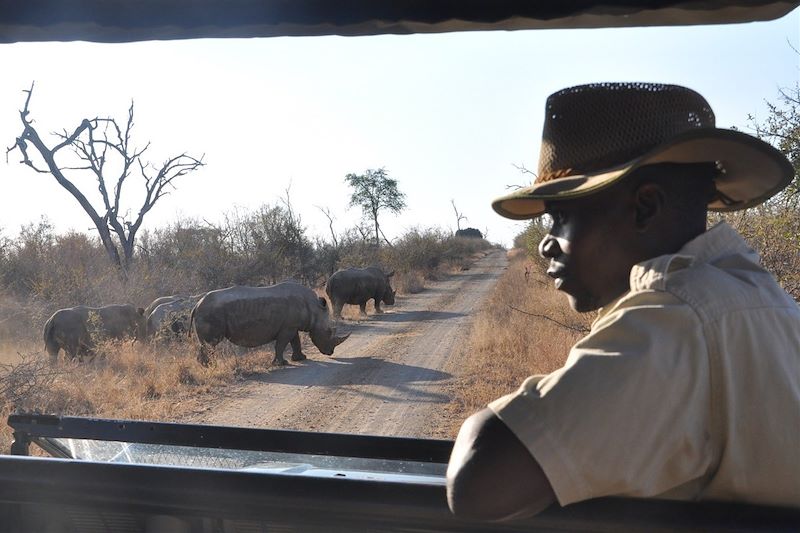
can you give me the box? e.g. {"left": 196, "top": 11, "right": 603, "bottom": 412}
{"left": 43, "top": 315, "right": 59, "bottom": 360}
{"left": 188, "top": 305, "right": 197, "bottom": 342}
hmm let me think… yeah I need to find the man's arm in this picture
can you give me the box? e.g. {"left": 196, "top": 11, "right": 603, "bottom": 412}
{"left": 446, "top": 407, "right": 556, "bottom": 521}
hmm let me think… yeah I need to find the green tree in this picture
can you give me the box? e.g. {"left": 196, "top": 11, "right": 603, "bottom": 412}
{"left": 345, "top": 168, "right": 407, "bottom": 246}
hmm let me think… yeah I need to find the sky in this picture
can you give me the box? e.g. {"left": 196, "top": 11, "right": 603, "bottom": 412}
{"left": 0, "top": 10, "right": 798, "bottom": 248}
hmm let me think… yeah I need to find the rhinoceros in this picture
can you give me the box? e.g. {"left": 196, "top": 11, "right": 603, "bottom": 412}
{"left": 326, "top": 266, "right": 396, "bottom": 319}
{"left": 43, "top": 304, "right": 146, "bottom": 363}
{"left": 146, "top": 294, "right": 205, "bottom": 341}
{"left": 144, "top": 295, "right": 183, "bottom": 319}
{"left": 190, "top": 282, "right": 350, "bottom": 366}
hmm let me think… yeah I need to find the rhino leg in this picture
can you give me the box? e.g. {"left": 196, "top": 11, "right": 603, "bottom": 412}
{"left": 197, "top": 342, "right": 214, "bottom": 367}
{"left": 289, "top": 333, "right": 306, "bottom": 361}
{"left": 46, "top": 343, "right": 60, "bottom": 365}
{"left": 78, "top": 335, "right": 97, "bottom": 362}
{"left": 374, "top": 299, "right": 383, "bottom": 314}
{"left": 272, "top": 332, "right": 293, "bottom": 366}
{"left": 333, "top": 301, "right": 344, "bottom": 320}
{"left": 359, "top": 303, "right": 368, "bottom": 317}
{"left": 83, "top": 347, "right": 98, "bottom": 363}
{"left": 64, "top": 340, "right": 81, "bottom": 362}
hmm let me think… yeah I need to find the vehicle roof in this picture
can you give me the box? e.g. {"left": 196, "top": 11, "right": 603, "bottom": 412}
{"left": 1, "top": 1, "right": 797, "bottom": 43}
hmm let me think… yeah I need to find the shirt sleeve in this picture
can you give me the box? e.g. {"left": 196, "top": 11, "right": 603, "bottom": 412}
{"left": 488, "top": 290, "right": 713, "bottom": 505}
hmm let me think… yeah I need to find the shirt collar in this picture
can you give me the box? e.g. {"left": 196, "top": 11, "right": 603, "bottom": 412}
{"left": 677, "top": 221, "right": 757, "bottom": 266}
{"left": 593, "top": 222, "right": 758, "bottom": 326}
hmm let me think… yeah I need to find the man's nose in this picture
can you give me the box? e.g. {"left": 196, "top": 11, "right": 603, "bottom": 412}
{"left": 539, "top": 235, "right": 561, "bottom": 259}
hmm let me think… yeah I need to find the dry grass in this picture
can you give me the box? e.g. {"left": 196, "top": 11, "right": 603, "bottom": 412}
{"left": 0, "top": 339, "right": 279, "bottom": 453}
{"left": 394, "top": 269, "right": 425, "bottom": 294}
{"left": 445, "top": 251, "right": 592, "bottom": 437}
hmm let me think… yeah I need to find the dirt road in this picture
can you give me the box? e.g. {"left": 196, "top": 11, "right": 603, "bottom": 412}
{"left": 195, "top": 250, "right": 507, "bottom": 438}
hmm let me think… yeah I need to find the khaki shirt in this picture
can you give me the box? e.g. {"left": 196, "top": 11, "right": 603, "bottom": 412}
{"left": 489, "top": 222, "right": 800, "bottom": 508}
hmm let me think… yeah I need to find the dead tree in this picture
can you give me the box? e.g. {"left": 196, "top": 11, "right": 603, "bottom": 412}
{"left": 451, "top": 199, "right": 467, "bottom": 231}
{"left": 315, "top": 205, "right": 339, "bottom": 248}
{"left": 6, "top": 83, "right": 204, "bottom": 270}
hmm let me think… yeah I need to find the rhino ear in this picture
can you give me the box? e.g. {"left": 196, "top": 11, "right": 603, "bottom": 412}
{"left": 318, "top": 297, "right": 328, "bottom": 309}
{"left": 137, "top": 307, "right": 145, "bottom": 316}
{"left": 386, "top": 270, "right": 395, "bottom": 278}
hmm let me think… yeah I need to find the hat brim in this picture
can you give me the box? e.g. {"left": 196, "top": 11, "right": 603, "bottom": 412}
{"left": 492, "top": 128, "right": 795, "bottom": 220}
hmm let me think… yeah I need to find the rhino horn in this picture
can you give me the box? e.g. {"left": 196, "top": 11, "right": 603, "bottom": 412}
{"left": 334, "top": 333, "right": 351, "bottom": 346}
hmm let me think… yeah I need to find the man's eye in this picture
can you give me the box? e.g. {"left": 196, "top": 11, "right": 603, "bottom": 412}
{"left": 551, "top": 211, "right": 568, "bottom": 225}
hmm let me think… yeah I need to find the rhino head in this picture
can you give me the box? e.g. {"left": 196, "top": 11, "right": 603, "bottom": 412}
{"left": 310, "top": 297, "right": 350, "bottom": 355}
{"left": 382, "top": 270, "right": 397, "bottom": 306}
{"left": 310, "top": 325, "right": 350, "bottom": 355}
{"left": 134, "top": 307, "right": 147, "bottom": 342}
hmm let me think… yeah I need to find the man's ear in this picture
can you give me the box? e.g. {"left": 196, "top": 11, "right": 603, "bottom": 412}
{"left": 633, "top": 183, "right": 665, "bottom": 231}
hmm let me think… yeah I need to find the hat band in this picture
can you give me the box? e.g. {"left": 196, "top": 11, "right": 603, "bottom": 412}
{"left": 537, "top": 168, "right": 576, "bottom": 183}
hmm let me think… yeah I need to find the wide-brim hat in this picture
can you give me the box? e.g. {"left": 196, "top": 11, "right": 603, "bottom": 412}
{"left": 492, "top": 82, "right": 795, "bottom": 220}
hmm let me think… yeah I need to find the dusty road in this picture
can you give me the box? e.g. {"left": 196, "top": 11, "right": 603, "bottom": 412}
{"left": 195, "top": 250, "right": 507, "bottom": 438}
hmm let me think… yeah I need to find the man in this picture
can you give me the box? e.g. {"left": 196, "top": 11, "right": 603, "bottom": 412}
{"left": 446, "top": 82, "right": 800, "bottom": 520}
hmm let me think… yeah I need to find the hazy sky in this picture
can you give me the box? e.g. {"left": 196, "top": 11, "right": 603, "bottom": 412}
{"left": 1, "top": 9, "right": 798, "bottom": 247}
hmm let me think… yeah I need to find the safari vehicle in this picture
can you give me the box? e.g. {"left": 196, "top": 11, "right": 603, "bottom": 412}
{"left": 1, "top": 1, "right": 799, "bottom": 532}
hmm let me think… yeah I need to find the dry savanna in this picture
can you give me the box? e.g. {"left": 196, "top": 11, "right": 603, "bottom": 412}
{"left": 0, "top": 216, "right": 506, "bottom": 451}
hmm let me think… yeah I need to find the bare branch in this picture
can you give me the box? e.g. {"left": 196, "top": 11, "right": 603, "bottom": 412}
{"left": 513, "top": 162, "right": 537, "bottom": 177}
{"left": 130, "top": 153, "right": 205, "bottom": 235}
{"left": 60, "top": 165, "right": 95, "bottom": 171}
{"left": 20, "top": 81, "right": 35, "bottom": 123}
{"left": 52, "top": 119, "right": 92, "bottom": 153}
{"left": 315, "top": 205, "right": 338, "bottom": 247}
{"left": 0, "top": 353, "right": 64, "bottom": 405}
{"left": 7, "top": 138, "right": 49, "bottom": 172}
{"left": 451, "top": 199, "right": 467, "bottom": 231}
{"left": 505, "top": 162, "right": 539, "bottom": 190}
{"left": 378, "top": 225, "right": 394, "bottom": 248}
{"left": 506, "top": 304, "right": 589, "bottom": 334}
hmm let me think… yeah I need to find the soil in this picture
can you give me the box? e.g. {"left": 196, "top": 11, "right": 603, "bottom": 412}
{"left": 192, "top": 250, "right": 507, "bottom": 439}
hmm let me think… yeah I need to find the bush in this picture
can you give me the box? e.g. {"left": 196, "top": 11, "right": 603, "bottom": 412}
{"left": 0, "top": 212, "right": 499, "bottom": 345}
{"left": 378, "top": 228, "right": 494, "bottom": 289}
{"left": 712, "top": 204, "right": 800, "bottom": 300}
{"left": 513, "top": 218, "right": 550, "bottom": 270}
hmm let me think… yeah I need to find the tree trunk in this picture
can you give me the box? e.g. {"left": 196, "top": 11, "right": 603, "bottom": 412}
{"left": 373, "top": 209, "right": 380, "bottom": 247}
{"left": 94, "top": 220, "right": 123, "bottom": 270}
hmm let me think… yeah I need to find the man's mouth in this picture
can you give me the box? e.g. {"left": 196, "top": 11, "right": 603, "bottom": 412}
{"left": 547, "top": 263, "right": 567, "bottom": 289}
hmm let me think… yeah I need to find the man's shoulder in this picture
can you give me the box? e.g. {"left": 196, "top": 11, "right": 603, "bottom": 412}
{"left": 630, "top": 246, "right": 797, "bottom": 323}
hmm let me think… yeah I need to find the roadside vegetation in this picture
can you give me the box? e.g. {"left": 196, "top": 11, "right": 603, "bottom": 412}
{"left": 447, "top": 245, "right": 590, "bottom": 432}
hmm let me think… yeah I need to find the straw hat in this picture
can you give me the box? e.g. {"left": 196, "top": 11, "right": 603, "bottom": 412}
{"left": 492, "top": 82, "right": 795, "bottom": 220}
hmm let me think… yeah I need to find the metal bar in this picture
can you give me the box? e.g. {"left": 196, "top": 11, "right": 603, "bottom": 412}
{"left": 9, "top": 430, "right": 30, "bottom": 456}
{"left": 0, "top": 455, "right": 798, "bottom": 532}
{"left": 0, "top": 0, "right": 796, "bottom": 43}
{"left": 8, "top": 414, "right": 453, "bottom": 463}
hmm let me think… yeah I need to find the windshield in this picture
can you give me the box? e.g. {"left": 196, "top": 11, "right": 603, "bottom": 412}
{"left": 40, "top": 436, "right": 445, "bottom": 484}
{"left": 0, "top": 9, "right": 797, "bottom": 456}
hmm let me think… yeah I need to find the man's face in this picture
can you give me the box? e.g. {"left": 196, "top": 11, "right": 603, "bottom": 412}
{"left": 539, "top": 187, "right": 638, "bottom": 313}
